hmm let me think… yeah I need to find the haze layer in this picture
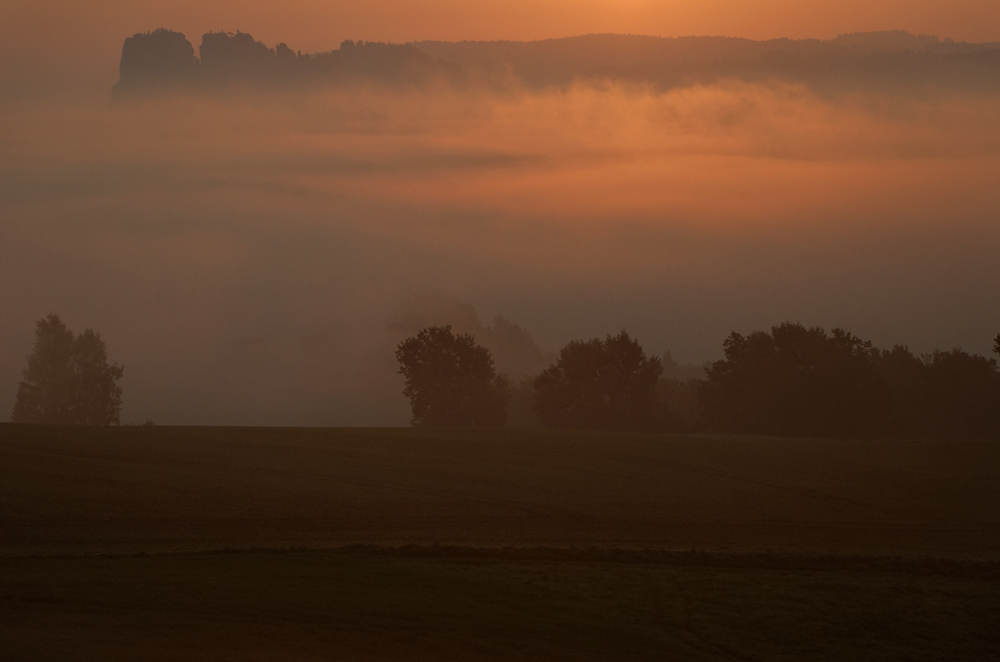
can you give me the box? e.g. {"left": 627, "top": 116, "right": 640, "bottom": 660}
{"left": 2, "top": 27, "right": 999, "bottom": 424}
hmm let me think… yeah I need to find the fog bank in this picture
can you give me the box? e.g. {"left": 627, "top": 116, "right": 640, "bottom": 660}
{"left": 2, "top": 82, "right": 999, "bottom": 424}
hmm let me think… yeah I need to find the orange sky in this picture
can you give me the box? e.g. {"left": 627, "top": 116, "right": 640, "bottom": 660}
{"left": 11, "top": 0, "right": 999, "bottom": 46}
{"left": 3, "top": 0, "right": 999, "bottom": 100}
{"left": 3, "top": 1, "right": 1000, "bottom": 422}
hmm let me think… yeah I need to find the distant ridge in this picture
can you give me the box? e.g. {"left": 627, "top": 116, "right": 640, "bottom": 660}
{"left": 410, "top": 32, "right": 1000, "bottom": 92}
{"left": 112, "top": 29, "right": 462, "bottom": 99}
{"left": 113, "top": 29, "right": 1000, "bottom": 98}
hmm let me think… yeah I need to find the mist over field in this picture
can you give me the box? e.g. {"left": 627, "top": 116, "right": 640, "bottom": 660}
{"left": 3, "top": 33, "right": 1000, "bottom": 424}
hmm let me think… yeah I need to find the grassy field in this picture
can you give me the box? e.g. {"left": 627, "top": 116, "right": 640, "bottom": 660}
{"left": 2, "top": 424, "right": 999, "bottom": 659}
{"left": 3, "top": 425, "right": 1000, "bottom": 557}
{"left": 3, "top": 549, "right": 999, "bottom": 661}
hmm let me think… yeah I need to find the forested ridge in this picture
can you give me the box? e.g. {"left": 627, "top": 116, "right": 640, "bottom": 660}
{"left": 112, "top": 29, "right": 1000, "bottom": 97}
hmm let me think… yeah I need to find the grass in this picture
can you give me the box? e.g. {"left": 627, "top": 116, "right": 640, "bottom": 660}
{"left": 2, "top": 548, "right": 998, "bottom": 661}
{"left": 3, "top": 425, "right": 1000, "bottom": 557}
{"left": 2, "top": 424, "right": 999, "bottom": 659}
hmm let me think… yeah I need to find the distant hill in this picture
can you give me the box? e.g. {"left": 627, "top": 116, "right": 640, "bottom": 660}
{"left": 113, "top": 29, "right": 1000, "bottom": 98}
{"left": 112, "top": 29, "right": 462, "bottom": 99}
{"left": 411, "top": 32, "right": 1000, "bottom": 93}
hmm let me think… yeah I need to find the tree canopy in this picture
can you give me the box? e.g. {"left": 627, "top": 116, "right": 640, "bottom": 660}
{"left": 533, "top": 331, "right": 663, "bottom": 431}
{"left": 697, "top": 324, "right": 1000, "bottom": 439}
{"left": 700, "top": 323, "right": 889, "bottom": 437}
{"left": 11, "top": 314, "right": 124, "bottom": 425}
{"left": 395, "top": 325, "right": 510, "bottom": 427}
{"left": 880, "top": 345, "right": 1000, "bottom": 439}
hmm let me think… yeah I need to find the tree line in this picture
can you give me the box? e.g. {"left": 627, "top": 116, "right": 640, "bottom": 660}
{"left": 9, "top": 314, "right": 1000, "bottom": 438}
{"left": 397, "top": 323, "right": 1000, "bottom": 439}
{"left": 9, "top": 315, "right": 123, "bottom": 426}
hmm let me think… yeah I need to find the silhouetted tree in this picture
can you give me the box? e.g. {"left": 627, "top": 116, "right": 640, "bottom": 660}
{"left": 700, "top": 323, "right": 889, "bottom": 437}
{"left": 879, "top": 344, "right": 1000, "bottom": 439}
{"left": 11, "top": 315, "right": 124, "bottom": 425}
{"left": 396, "top": 326, "right": 510, "bottom": 427}
{"left": 533, "top": 331, "right": 663, "bottom": 430}
{"left": 994, "top": 333, "right": 1000, "bottom": 358}
{"left": 878, "top": 345, "right": 929, "bottom": 438}
{"left": 919, "top": 349, "right": 1000, "bottom": 438}
{"left": 386, "top": 298, "right": 554, "bottom": 382}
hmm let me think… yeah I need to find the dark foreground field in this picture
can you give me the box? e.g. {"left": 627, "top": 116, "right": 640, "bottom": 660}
{"left": 2, "top": 425, "right": 999, "bottom": 659}
{"left": 4, "top": 425, "right": 1000, "bottom": 557}
{"left": 4, "top": 549, "right": 999, "bottom": 661}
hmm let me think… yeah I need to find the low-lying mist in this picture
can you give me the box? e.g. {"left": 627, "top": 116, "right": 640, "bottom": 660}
{"left": 2, "top": 81, "right": 999, "bottom": 424}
